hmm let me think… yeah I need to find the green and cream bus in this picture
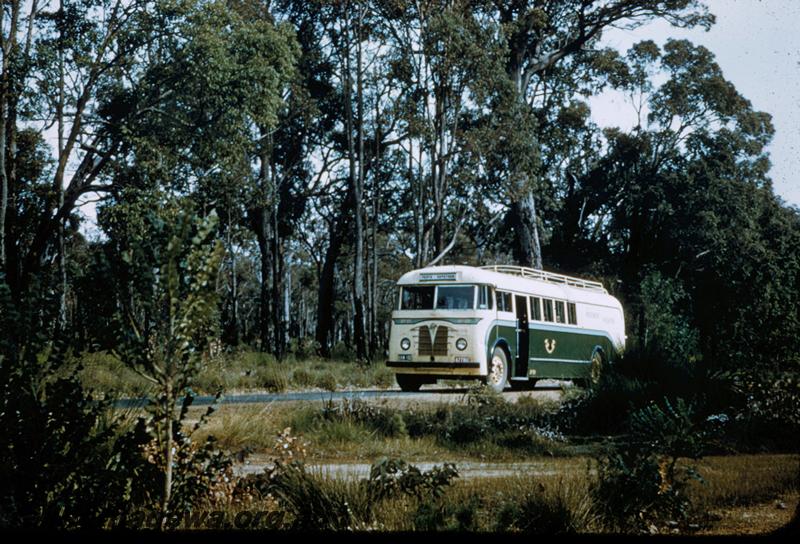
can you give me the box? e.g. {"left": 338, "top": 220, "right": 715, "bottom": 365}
{"left": 386, "top": 265, "right": 625, "bottom": 392}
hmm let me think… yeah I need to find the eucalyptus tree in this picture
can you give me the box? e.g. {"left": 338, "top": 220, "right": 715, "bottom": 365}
{"left": 566, "top": 39, "right": 791, "bottom": 370}
{"left": 473, "top": 0, "right": 715, "bottom": 268}
{"left": 277, "top": 0, "right": 411, "bottom": 358}
{"left": 86, "top": 0, "right": 299, "bottom": 354}
{"left": 1, "top": 0, "right": 190, "bottom": 306}
{"left": 375, "top": 0, "right": 508, "bottom": 268}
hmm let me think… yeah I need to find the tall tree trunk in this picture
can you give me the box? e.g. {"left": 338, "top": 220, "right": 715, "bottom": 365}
{"left": 506, "top": 60, "right": 544, "bottom": 269}
{"left": 226, "top": 215, "right": 239, "bottom": 346}
{"left": 1, "top": 1, "right": 21, "bottom": 296}
{"left": 315, "top": 194, "right": 352, "bottom": 358}
{"left": 255, "top": 208, "right": 272, "bottom": 352}
{"left": 345, "top": 6, "right": 367, "bottom": 362}
{"left": 0, "top": 71, "right": 6, "bottom": 276}
{"left": 0, "top": 0, "right": 16, "bottom": 278}
{"left": 254, "top": 132, "right": 274, "bottom": 353}
{"left": 370, "top": 101, "right": 382, "bottom": 356}
{"left": 510, "top": 190, "right": 543, "bottom": 269}
{"left": 55, "top": 0, "right": 67, "bottom": 333}
{"left": 270, "top": 179, "right": 284, "bottom": 359}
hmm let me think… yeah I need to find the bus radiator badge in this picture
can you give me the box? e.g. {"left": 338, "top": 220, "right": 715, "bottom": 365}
{"left": 544, "top": 339, "right": 556, "bottom": 354}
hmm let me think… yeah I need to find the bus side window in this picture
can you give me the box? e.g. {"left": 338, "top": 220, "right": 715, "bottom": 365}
{"left": 497, "top": 291, "right": 512, "bottom": 312}
{"left": 555, "top": 301, "right": 566, "bottom": 324}
{"left": 542, "top": 299, "right": 554, "bottom": 322}
{"left": 478, "top": 285, "right": 493, "bottom": 309}
{"left": 530, "top": 296, "right": 542, "bottom": 321}
{"left": 567, "top": 302, "right": 578, "bottom": 325}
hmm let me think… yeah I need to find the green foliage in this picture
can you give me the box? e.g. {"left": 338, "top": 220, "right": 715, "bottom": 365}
{"left": 403, "top": 389, "right": 564, "bottom": 453}
{"left": 257, "top": 366, "right": 289, "bottom": 393}
{"left": 364, "top": 457, "right": 459, "bottom": 502}
{"left": 493, "top": 487, "right": 576, "bottom": 534}
{"left": 639, "top": 270, "right": 699, "bottom": 365}
{"left": 0, "top": 355, "right": 129, "bottom": 528}
{"left": 592, "top": 398, "right": 717, "bottom": 532}
{"left": 114, "top": 209, "right": 232, "bottom": 521}
{"left": 292, "top": 368, "right": 314, "bottom": 387}
{"left": 0, "top": 281, "right": 149, "bottom": 528}
{"left": 413, "top": 494, "right": 482, "bottom": 532}
{"left": 246, "top": 457, "right": 458, "bottom": 531}
{"left": 318, "top": 398, "right": 407, "bottom": 439}
{"left": 311, "top": 392, "right": 565, "bottom": 456}
{"left": 554, "top": 341, "right": 713, "bottom": 436}
{"left": 714, "top": 370, "right": 800, "bottom": 452}
{"left": 314, "top": 371, "right": 339, "bottom": 392}
{"left": 259, "top": 461, "right": 359, "bottom": 531}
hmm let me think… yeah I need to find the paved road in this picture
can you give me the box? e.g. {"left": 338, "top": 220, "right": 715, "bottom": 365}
{"left": 234, "top": 460, "right": 587, "bottom": 479}
{"left": 115, "top": 381, "right": 568, "bottom": 409}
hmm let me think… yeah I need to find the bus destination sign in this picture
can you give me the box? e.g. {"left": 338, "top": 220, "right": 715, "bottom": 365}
{"left": 419, "top": 272, "right": 458, "bottom": 282}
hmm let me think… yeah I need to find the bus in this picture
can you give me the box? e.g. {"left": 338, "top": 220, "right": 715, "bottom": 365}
{"left": 386, "top": 265, "right": 625, "bottom": 392}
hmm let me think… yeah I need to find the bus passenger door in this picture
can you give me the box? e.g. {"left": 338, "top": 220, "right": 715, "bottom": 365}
{"left": 514, "top": 295, "right": 529, "bottom": 378}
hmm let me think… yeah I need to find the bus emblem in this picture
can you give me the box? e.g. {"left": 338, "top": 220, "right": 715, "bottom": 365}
{"left": 544, "top": 338, "right": 556, "bottom": 354}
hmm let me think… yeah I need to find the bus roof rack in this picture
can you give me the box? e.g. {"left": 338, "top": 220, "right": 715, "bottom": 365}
{"left": 479, "top": 265, "right": 607, "bottom": 293}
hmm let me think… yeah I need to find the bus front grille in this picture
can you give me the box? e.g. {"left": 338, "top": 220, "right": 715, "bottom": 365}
{"left": 417, "top": 325, "right": 449, "bottom": 356}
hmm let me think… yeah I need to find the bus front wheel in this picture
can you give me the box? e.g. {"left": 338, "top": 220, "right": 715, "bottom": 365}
{"left": 485, "top": 347, "right": 509, "bottom": 393}
{"left": 396, "top": 374, "right": 424, "bottom": 392}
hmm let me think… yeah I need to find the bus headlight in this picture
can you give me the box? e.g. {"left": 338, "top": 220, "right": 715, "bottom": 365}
{"left": 400, "top": 338, "right": 411, "bottom": 351}
{"left": 456, "top": 338, "right": 468, "bottom": 351}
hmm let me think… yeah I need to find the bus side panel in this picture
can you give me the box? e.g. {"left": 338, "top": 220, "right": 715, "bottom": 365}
{"left": 527, "top": 326, "right": 615, "bottom": 380}
{"left": 485, "top": 323, "right": 517, "bottom": 370}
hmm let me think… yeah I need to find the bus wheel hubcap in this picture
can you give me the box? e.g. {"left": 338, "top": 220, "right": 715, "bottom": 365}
{"left": 490, "top": 356, "right": 504, "bottom": 384}
{"left": 591, "top": 354, "right": 602, "bottom": 382}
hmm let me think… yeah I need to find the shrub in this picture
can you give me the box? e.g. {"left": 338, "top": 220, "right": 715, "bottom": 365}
{"left": 718, "top": 370, "right": 800, "bottom": 452}
{"left": 638, "top": 271, "right": 700, "bottom": 368}
{"left": 330, "top": 342, "right": 355, "bottom": 361}
{"left": 243, "top": 451, "right": 458, "bottom": 531}
{"left": 0, "top": 349, "right": 147, "bottom": 528}
{"left": 291, "top": 368, "right": 315, "bottom": 388}
{"left": 364, "top": 458, "right": 458, "bottom": 502}
{"left": 257, "top": 366, "right": 289, "bottom": 392}
{"left": 319, "top": 398, "right": 408, "bottom": 438}
{"left": 402, "top": 387, "right": 564, "bottom": 454}
{"left": 493, "top": 487, "right": 577, "bottom": 534}
{"left": 554, "top": 371, "right": 651, "bottom": 435}
{"left": 372, "top": 366, "right": 396, "bottom": 389}
{"left": 551, "top": 344, "right": 711, "bottom": 437}
{"left": 315, "top": 372, "right": 338, "bottom": 392}
{"left": 264, "top": 462, "right": 362, "bottom": 530}
{"left": 414, "top": 494, "right": 481, "bottom": 532}
{"left": 592, "top": 397, "right": 716, "bottom": 532}
{"left": 287, "top": 337, "right": 318, "bottom": 359}
{"left": 77, "top": 350, "right": 150, "bottom": 397}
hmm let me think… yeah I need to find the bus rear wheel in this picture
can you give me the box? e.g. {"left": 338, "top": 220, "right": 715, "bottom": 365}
{"left": 485, "top": 347, "right": 508, "bottom": 393}
{"left": 590, "top": 350, "right": 605, "bottom": 385}
{"left": 396, "top": 374, "right": 424, "bottom": 392}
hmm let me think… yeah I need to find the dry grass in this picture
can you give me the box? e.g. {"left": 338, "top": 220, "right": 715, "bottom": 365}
{"left": 192, "top": 402, "right": 453, "bottom": 461}
{"left": 77, "top": 351, "right": 153, "bottom": 397}
{"left": 78, "top": 349, "right": 397, "bottom": 396}
{"left": 689, "top": 454, "right": 800, "bottom": 509}
{"left": 225, "top": 464, "right": 599, "bottom": 532}
{"left": 139, "top": 410, "right": 800, "bottom": 535}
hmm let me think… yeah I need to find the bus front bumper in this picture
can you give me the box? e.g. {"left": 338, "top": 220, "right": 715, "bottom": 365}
{"left": 386, "top": 360, "right": 482, "bottom": 376}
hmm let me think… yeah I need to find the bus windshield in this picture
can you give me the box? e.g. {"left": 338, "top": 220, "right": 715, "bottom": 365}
{"left": 400, "top": 286, "right": 435, "bottom": 309}
{"left": 435, "top": 285, "right": 474, "bottom": 310}
{"left": 400, "top": 285, "right": 475, "bottom": 310}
